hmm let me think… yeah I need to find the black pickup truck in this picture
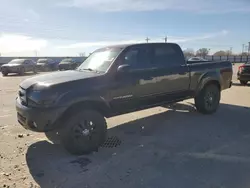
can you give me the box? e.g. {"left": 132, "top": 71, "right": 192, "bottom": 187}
{"left": 16, "top": 43, "right": 233, "bottom": 155}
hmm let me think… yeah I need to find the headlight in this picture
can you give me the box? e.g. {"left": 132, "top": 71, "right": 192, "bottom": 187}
{"left": 27, "top": 94, "right": 58, "bottom": 107}
{"left": 27, "top": 83, "right": 58, "bottom": 107}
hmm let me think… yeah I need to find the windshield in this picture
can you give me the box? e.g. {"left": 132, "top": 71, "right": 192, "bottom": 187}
{"left": 8, "top": 59, "right": 24, "bottom": 64}
{"left": 37, "top": 59, "right": 48, "bottom": 64}
{"left": 61, "top": 58, "right": 73, "bottom": 62}
{"left": 77, "top": 48, "right": 122, "bottom": 72}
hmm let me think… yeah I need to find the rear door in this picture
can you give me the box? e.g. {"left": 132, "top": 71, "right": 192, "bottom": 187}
{"left": 151, "top": 44, "right": 190, "bottom": 98}
{"left": 28, "top": 60, "right": 35, "bottom": 71}
{"left": 23, "top": 60, "right": 31, "bottom": 72}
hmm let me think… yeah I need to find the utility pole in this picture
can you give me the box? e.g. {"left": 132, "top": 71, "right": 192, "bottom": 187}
{"left": 245, "top": 45, "right": 249, "bottom": 52}
{"left": 145, "top": 37, "right": 150, "bottom": 43}
{"left": 242, "top": 44, "right": 245, "bottom": 54}
{"left": 248, "top": 42, "right": 250, "bottom": 55}
{"left": 164, "top": 36, "right": 168, "bottom": 43}
{"left": 230, "top": 47, "right": 233, "bottom": 55}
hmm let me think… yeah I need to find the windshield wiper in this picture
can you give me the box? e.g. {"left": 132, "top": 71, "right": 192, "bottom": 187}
{"left": 80, "top": 68, "right": 94, "bottom": 71}
{"left": 78, "top": 68, "right": 103, "bottom": 73}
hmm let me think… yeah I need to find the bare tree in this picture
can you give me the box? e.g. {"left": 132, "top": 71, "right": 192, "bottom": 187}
{"left": 240, "top": 52, "right": 249, "bottom": 56}
{"left": 79, "top": 52, "right": 86, "bottom": 57}
{"left": 225, "top": 50, "right": 233, "bottom": 56}
{"left": 196, "top": 48, "right": 209, "bottom": 57}
{"left": 183, "top": 48, "right": 195, "bottom": 57}
{"left": 213, "top": 51, "right": 227, "bottom": 56}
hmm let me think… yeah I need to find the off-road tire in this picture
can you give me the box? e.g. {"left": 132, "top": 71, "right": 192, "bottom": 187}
{"left": 60, "top": 109, "right": 107, "bottom": 155}
{"left": 240, "top": 80, "right": 248, "bottom": 85}
{"left": 195, "top": 84, "right": 221, "bottom": 114}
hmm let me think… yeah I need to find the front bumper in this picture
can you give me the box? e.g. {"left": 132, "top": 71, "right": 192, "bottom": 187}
{"left": 1, "top": 67, "right": 21, "bottom": 73}
{"left": 36, "top": 65, "right": 48, "bottom": 71}
{"left": 59, "top": 64, "right": 72, "bottom": 70}
{"left": 16, "top": 98, "right": 67, "bottom": 132}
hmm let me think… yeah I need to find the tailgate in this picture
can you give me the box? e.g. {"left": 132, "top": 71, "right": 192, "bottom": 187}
{"left": 242, "top": 65, "right": 250, "bottom": 74}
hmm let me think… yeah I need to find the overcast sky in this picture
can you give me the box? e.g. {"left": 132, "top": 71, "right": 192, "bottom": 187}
{"left": 0, "top": 0, "right": 250, "bottom": 56}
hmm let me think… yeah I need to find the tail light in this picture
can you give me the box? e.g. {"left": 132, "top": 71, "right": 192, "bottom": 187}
{"left": 238, "top": 65, "right": 245, "bottom": 73}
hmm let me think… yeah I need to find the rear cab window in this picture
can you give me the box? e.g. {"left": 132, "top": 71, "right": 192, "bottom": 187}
{"left": 152, "top": 44, "right": 185, "bottom": 67}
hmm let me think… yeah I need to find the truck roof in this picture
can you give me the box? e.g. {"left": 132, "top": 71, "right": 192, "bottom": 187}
{"left": 98, "top": 42, "right": 178, "bottom": 51}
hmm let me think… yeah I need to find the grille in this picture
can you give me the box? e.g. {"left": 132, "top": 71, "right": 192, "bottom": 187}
{"left": 19, "top": 87, "right": 27, "bottom": 106}
{"left": 101, "top": 136, "right": 121, "bottom": 148}
{"left": 17, "top": 113, "right": 26, "bottom": 123}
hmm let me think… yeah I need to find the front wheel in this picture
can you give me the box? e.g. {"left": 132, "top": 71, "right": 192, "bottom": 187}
{"left": 195, "top": 84, "right": 221, "bottom": 114}
{"left": 60, "top": 109, "right": 107, "bottom": 155}
{"left": 240, "top": 80, "right": 248, "bottom": 85}
{"left": 1, "top": 71, "right": 8, "bottom": 76}
{"left": 45, "top": 130, "right": 60, "bottom": 144}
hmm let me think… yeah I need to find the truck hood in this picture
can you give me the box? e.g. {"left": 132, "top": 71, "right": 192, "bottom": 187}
{"left": 20, "top": 70, "right": 101, "bottom": 89}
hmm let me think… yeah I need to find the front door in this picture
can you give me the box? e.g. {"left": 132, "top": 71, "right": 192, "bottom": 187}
{"left": 108, "top": 44, "right": 158, "bottom": 113}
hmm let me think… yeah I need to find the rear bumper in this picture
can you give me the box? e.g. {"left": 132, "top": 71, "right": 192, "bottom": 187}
{"left": 237, "top": 73, "right": 250, "bottom": 81}
{"left": 16, "top": 98, "right": 67, "bottom": 132}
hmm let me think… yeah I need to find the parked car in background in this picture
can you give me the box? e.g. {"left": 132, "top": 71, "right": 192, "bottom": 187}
{"left": 36, "top": 58, "right": 58, "bottom": 71}
{"left": 16, "top": 43, "right": 232, "bottom": 155}
{"left": 188, "top": 57, "right": 209, "bottom": 63}
{"left": 1, "top": 59, "right": 37, "bottom": 76}
{"left": 237, "top": 61, "right": 250, "bottom": 85}
{"left": 58, "top": 58, "right": 80, "bottom": 70}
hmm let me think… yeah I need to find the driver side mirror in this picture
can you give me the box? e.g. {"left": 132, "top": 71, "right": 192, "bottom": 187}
{"left": 117, "top": 64, "right": 131, "bottom": 73}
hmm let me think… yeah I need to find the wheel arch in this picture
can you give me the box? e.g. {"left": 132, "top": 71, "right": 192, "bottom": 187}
{"left": 195, "top": 72, "right": 222, "bottom": 96}
{"left": 55, "top": 99, "right": 111, "bottom": 129}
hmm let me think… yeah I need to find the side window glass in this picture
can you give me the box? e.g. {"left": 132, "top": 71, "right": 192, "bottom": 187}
{"left": 153, "top": 45, "right": 180, "bottom": 66}
{"left": 124, "top": 49, "right": 139, "bottom": 67}
{"left": 124, "top": 46, "right": 151, "bottom": 69}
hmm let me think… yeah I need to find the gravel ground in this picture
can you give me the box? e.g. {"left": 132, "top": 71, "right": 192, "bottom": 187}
{"left": 1, "top": 65, "right": 250, "bottom": 188}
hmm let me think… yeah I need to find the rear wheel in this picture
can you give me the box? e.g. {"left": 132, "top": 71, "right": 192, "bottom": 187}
{"left": 195, "top": 84, "right": 221, "bottom": 114}
{"left": 19, "top": 67, "right": 25, "bottom": 75}
{"left": 33, "top": 67, "right": 37, "bottom": 73}
{"left": 60, "top": 109, "right": 107, "bottom": 155}
{"left": 240, "top": 80, "right": 248, "bottom": 85}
